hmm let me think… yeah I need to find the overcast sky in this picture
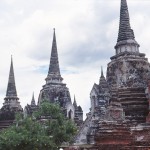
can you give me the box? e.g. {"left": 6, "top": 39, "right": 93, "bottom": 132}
{"left": 0, "top": 0, "right": 150, "bottom": 118}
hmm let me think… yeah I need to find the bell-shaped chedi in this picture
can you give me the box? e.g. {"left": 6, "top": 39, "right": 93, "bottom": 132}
{"left": 0, "top": 56, "right": 22, "bottom": 129}
{"left": 38, "top": 29, "right": 77, "bottom": 120}
{"left": 106, "top": 0, "right": 150, "bottom": 123}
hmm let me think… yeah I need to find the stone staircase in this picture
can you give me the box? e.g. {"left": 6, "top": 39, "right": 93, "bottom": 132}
{"left": 110, "top": 87, "right": 118, "bottom": 102}
{"left": 0, "top": 120, "right": 14, "bottom": 130}
{"left": 118, "top": 87, "right": 149, "bottom": 123}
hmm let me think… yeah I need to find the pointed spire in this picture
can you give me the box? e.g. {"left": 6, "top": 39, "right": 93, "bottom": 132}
{"left": 73, "top": 95, "right": 77, "bottom": 108}
{"left": 3, "top": 56, "right": 22, "bottom": 111}
{"left": 115, "top": 0, "right": 139, "bottom": 55}
{"left": 31, "top": 92, "right": 36, "bottom": 106}
{"left": 99, "top": 67, "right": 107, "bottom": 86}
{"left": 6, "top": 55, "right": 17, "bottom": 97}
{"left": 101, "top": 66, "right": 104, "bottom": 77}
{"left": 117, "top": 0, "right": 135, "bottom": 42}
{"left": 46, "top": 29, "right": 63, "bottom": 83}
{"left": 48, "top": 28, "right": 60, "bottom": 75}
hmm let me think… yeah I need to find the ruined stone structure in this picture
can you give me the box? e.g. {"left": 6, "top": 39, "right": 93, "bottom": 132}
{"left": 73, "top": 0, "right": 150, "bottom": 149}
{"left": 24, "top": 93, "right": 38, "bottom": 117}
{"left": 73, "top": 96, "right": 83, "bottom": 127}
{"left": 107, "top": 0, "right": 150, "bottom": 123}
{"left": 90, "top": 68, "right": 110, "bottom": 119}
{"left": 0, "top": 29, "right": 83, "bottom": 129}
{"left": 37, "top": 29, "right": 83, "bottom": 123}
{"left": 74, "top": 68, "right": 111, "bottom": 145}
{"left": 146, "top": 80, "right": 150, "bottom": 122}
{"left": 0, "top": 56, "right": 22, "bottom": 129}
{"left": 1, "top": 0, "right": 150, "bottom": 149}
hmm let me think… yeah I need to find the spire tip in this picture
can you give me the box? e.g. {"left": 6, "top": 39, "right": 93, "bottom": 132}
{"left": 101, "top": 66, "right": 104, "bottom": 77}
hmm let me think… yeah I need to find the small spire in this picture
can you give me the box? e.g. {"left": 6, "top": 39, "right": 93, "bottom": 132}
{"left": 99, "top": 67, "right": 107, "bottom": 86}
{"left": 117, "top": 0, "right": 135, "bottom": 42}
{"left": 73, "top": 95, "right": 77, "bottom": 108}
{"left": 48, "top": 28, "right": 60, "bottom": 75}
{"left": 6, "top": 56, "right": 17, "bottom": 97}
{"left": 31, "top": 92, "right": 36, "bottom": 106}
{"left": 101, "top": 66, "right": 104, "bottom": 77}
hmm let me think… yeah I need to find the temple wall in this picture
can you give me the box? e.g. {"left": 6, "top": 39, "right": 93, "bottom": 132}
{"left": 107, "top": 55, "right": 150, "bottom": 89}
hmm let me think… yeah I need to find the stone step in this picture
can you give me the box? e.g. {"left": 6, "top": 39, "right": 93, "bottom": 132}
{"left": 120, "top": 100, "right": 148, "bottom": 105}
{"left": 119, "top": 97, "right": 147, "bottom": 101}
{"left": 0, "top": 120, "right": 14, "bottom": 130}
{"left": 122, "top": 104, "right": 148, "bottom": 109}
{"left": 118, "top": 88, "right": 145, "bottom": 93}
{"left": 0, "top": 125, "right": 10, "bottom": 129}
{"left": 118, "top": 90, "right": 145, "bottom": 94}
{"left": 125, "top": 117, "right": 146, "bottom": 123}
{"left": 0, "top": 120, "right": 14, "bottom": 124}
{"left": 118, "top": 91, "right": 146, "bottom": 95}
{"left": 118, "top": 93, "right": 146, "bottom": 98}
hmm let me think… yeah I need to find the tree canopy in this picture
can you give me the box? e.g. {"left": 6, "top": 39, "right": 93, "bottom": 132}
{"left": 0, "top": 102, "right": 77, "bottom": 150}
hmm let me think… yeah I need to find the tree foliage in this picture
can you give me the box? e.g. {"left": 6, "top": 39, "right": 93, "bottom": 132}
{"left": 0, "top": 102, "right": 77, "bottom": 150}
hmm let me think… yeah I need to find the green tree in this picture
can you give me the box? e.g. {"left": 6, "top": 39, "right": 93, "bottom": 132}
{"left": 0, "top": 102, "right": 77, "bottom": 150}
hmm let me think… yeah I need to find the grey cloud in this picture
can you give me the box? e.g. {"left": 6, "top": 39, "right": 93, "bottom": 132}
{"left": 33, "top": 65, "right": 48, "bottom": 74}
{"left": 25, "top": 29, "right": 52, "bottom": 61}
{"left": 56, "top": 2, "right": 119, "bottom": 68}
{"left": 9, "top": 0, "right": 119, "bottom": 71}
{"left": 62, "top": 42, "right": 113, "bottom": 68}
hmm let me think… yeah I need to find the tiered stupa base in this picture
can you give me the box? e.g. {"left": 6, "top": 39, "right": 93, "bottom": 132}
{"left": 118, "top": 87, "right": 149, "bottom": 123}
